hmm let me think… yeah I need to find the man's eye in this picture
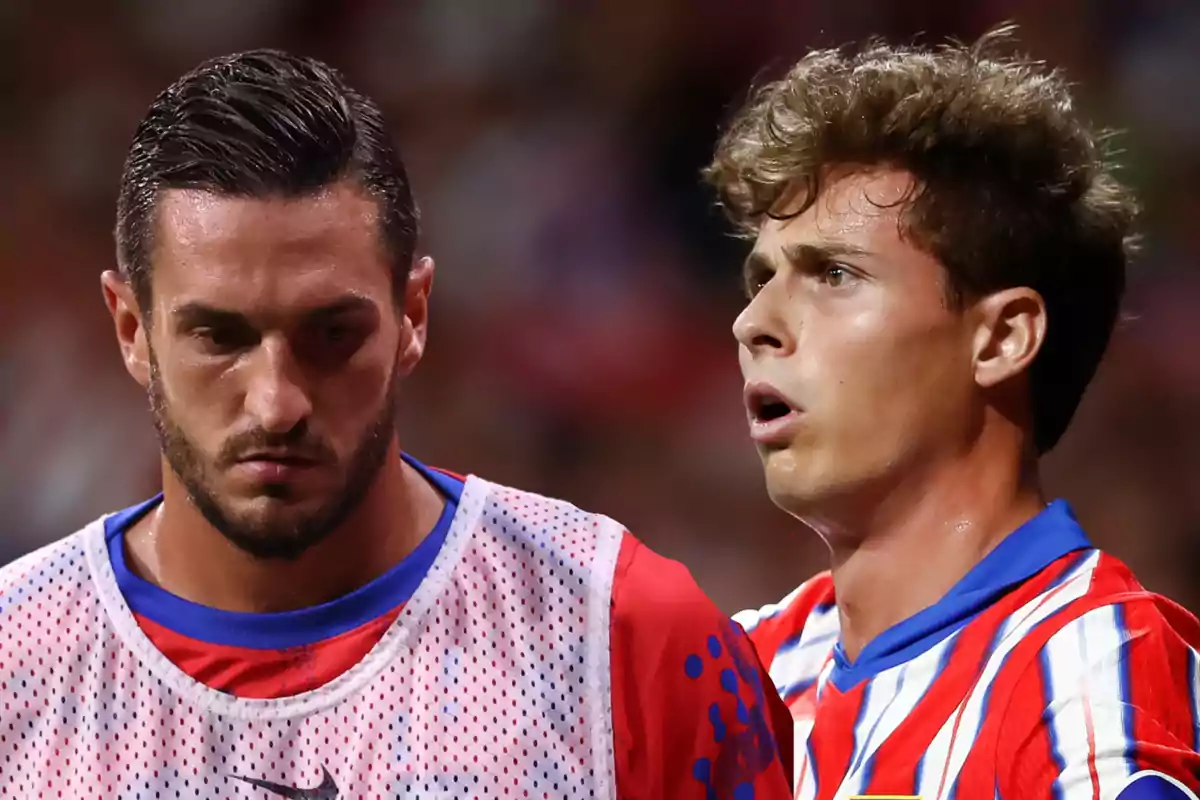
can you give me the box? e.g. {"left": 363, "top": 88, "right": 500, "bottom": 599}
{"left": 297, "top": 321, "right": 370, "bottom": 365}
{"left": 820, "top": 264, "right": 857, "bottom": 288}
{"left": 193, "top": 326, "right": 253, "bottom": 352}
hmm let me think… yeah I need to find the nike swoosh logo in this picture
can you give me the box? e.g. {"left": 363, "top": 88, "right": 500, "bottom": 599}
{"left": 230, "top": 765, "right": 339, "bottom": 799}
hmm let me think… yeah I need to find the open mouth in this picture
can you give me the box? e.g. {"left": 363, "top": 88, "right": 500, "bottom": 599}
{"left": 744, "top": 383, "right": 803, "bottom": 444}
{"left": 747, "top": 389, "right": 796, "bottom": 423}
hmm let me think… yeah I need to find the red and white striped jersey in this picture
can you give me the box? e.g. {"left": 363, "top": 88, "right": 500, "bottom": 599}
{"left": 736, "top": 500, "right": 1200, "bottom": 800}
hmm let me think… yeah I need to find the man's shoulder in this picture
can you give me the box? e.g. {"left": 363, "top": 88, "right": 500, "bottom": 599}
{"left": 1034, "top": 570, "right": 1200, "bottom": 673}
{"left": 993, "top": 555, "right": 1200, "bottom": 799}
{"left": 461, "top": 476, "right": 690, "bottom": 614}
{"left": 0, "top": 522, "right": 103, "bottom": 683}
{"left": 993, "top": 550, "right": 1200, "bottom": 729}
{"left": 464, "top": 473, "right": 623, "bottom": 537}
{"left": 604, "top": 530, "right": 773, "bottom": 683}
{"left": 1032, "top": 550, "right": 1200, "bottom": 654}
{"left": 0, "top": 525, "right": 95, "bottom": 600}
{"left": 461, "top": 473, "right": 739, "bottom": 628}
{"left": 605, "top": 533, "right": 796, "bottom": 798}
{"left": 610, "top": 532, "right": 726, "bottom": 630}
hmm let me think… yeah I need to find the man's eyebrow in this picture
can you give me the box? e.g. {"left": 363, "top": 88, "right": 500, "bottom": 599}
{"left": 299, "top": 296, "right": 378, "bottom": 322}
{"left": 780, "top": 241, "right": 872, "bottom": 267}
{"left": 171, "top": 296, "right": 378, "bottom": 328}
{"left": 742, "top": 240, "right": 874, "bottom": 287}
{"left": 172, "top": 302, "right": 245, "bottom": 329}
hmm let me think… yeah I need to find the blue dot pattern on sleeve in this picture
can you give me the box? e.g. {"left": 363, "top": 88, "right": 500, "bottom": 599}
{"left": 685, "top": 621, "right": 782, "bottom": 800}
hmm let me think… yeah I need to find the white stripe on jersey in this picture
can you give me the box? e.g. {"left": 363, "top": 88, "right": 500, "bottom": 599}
{"left": 917, "top": 550, "right": 1101, "bottom": 800}
{"left": 838, "top": 634, "right": 958, "bottom": 798}
{"left": 733, "top": 580, "right": 814, "bottom": 635}
{"left": 1043, "top": 604, "right": 1134, "bottom": 799}
{"left": 769, "top": 603, "right": 839, "bottom": 698}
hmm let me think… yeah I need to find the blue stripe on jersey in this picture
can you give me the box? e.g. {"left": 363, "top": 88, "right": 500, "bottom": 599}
{"left": 828, "top": 500, "right": 1092, "bottom": 692}
{"left": 847, "top": 678, "right": 875, "bottom": 776}
{"left": 104, "top": 453, "right": 463, "bottom": 650}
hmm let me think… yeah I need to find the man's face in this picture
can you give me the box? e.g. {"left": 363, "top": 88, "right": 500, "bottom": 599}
{"left": 129, "top": 182, "right": 423, "bottom": 559}
{"left": 734, "top": 167, "right": 979, "bottom": 519}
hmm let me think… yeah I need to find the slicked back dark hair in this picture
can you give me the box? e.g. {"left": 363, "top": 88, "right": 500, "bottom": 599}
{"left": 115, "top": 49, "right": 418, "bottom": 315}
{"left": 704, "top": 25, "right": 1139, "bottom": 454}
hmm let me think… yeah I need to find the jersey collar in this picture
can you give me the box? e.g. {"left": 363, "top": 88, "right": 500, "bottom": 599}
{"left": 828, "top": 499, "right": 1093, "bottom": 692}
{"left": 103, "top": 453, "right": 463, "bottom": 649}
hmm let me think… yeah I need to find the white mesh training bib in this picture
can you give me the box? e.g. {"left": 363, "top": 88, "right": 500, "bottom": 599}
{"left": 0, "top": 475, "right": 623, "bottom": 798}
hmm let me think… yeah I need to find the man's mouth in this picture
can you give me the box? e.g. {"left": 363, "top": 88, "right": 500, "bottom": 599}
{"left": 744, "top": 382, "right": 804, "bottom": 444}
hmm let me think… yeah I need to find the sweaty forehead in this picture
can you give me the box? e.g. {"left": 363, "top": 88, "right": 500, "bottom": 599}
{"left": 755, "top": 167, "right": 917, "bottom": 253}
{"left": 150, "top": 183, "right": 391, "bottom": 312}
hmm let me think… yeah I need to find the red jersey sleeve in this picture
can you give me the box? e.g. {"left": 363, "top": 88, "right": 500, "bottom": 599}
{"left": 997, "top": 595, "right": 1200, "bottom": 799}
{"left": 610, "top": 532, "right": 794, "bottom": 799}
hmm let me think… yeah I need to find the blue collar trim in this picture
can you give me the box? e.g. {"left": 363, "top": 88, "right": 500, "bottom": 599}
{"left": 104, "top": 453, "right": 463, "bottom": 650}
{"left": 828, "top": 500, "right": 1092, "bottom": 692}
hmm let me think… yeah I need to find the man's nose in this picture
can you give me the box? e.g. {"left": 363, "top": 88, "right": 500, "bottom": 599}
{"left": 243, "top": 336, "right": 313, "bottom": 434}
{"left": 733, "top": 284, "right": 794, "bottom": 358}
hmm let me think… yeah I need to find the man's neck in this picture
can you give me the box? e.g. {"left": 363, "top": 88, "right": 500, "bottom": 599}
{"left": 124, "top": 451, "right": 446, "bottom": 613}
{"left": 802, "top": 445, "right": 1045, "bottom": 664}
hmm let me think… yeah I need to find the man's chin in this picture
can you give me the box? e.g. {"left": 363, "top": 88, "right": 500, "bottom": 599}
{"left": 760, "top": 446, "right": 803, "bottom": 484}
{"left": 219, "top": 524, "right": 327, "bottom": 562}
{"left": 195, "top": 496, "right": 333, "bottom": 561}
{"left": 761, "top": 453, "right": 839, "bottom": 513}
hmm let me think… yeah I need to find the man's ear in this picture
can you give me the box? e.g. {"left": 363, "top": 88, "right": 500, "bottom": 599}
{"left": 101, "top": 270, "right": 151, "bottom": 387}
{"left": 396, "top": 256, "right": 434, "bottom": 377}
{"left": 971, "top": 286, "right": 1047, "bottom": 388}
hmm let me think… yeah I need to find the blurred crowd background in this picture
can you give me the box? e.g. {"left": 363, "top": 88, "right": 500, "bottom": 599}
{"left": 3, "top": 0, "right": 1199, "bottom": 615}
